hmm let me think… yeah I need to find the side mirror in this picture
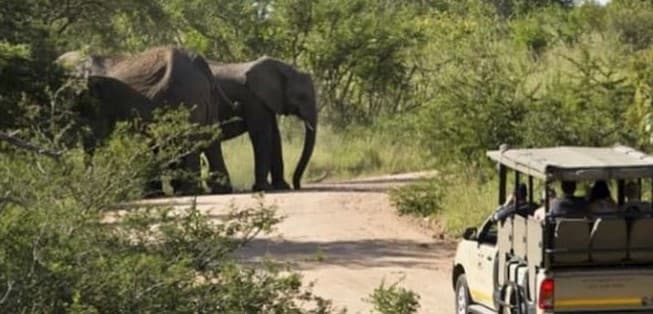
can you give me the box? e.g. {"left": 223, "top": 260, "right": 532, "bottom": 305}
{"left": 462, "top": 227, "right": 477, "bottom": 240}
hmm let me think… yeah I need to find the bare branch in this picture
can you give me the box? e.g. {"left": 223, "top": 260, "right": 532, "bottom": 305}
{"left": 0, "top": 132, "right": 62, "bottom": 160}
{"left": 0, "top": 279, "right": 13, "bottom": 305}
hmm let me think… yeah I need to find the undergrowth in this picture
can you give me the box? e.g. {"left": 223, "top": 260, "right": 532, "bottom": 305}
{"left": 391, "top": 166, "right": 497, "bottom": 237}
{"left": 366, "top": 279, "right": 420, "bottom": 314}
{"left": 440, "top": 172, "right": 498, "bottom": 236}
{"left": 390, "top": 179, "right": 444, "bottom": 217}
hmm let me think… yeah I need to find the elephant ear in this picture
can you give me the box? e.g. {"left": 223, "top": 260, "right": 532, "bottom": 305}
{"left": 244, "top": 57, "right": 288, "bottom": 114}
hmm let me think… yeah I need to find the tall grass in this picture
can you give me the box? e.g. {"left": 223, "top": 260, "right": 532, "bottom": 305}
{"left": 221, "top": 118, "right": 430, "bottom": 190}
{"left": 438, "top": 175, "right": 498, "bottom": 236}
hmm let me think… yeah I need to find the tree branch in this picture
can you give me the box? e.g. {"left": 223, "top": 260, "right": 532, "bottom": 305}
{"left": 0, "top": 279, "right": 13, "bottom": 305}
{"left": 0, "top": 132, "right": 62, "bottom": 160}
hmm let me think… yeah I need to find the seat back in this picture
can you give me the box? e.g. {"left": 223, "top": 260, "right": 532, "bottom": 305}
{"left": 513, "top": 215, "right": 528, "bottom": 260}
{"left": 553, "top": 219, "right": 591, "bottom": 264}
{"left": 624, "top": 201, "right": 652, "bottom": 213}
{"left": 629, "top": 217, "right": 653, "bottom": 262}
{"left": 590, "top": 218, "right": 627, "bottom": 263}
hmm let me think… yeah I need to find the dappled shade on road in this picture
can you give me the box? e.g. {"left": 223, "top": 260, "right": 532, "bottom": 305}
{"left": 237, "top": 238, "right": 455, "bottom": 270}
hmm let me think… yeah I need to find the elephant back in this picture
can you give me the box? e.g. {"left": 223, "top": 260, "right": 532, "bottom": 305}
{"left": 106, "top": 47, "right": 171, "bottom": 101}
{"left": 102, "top": 47, "right": 215, "bottom": 125}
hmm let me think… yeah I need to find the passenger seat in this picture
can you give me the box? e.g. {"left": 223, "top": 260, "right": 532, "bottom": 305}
{"left": 590, "top": 218, "right": 627, "bottom": 263}
{"left": 553, "top": 219, "right": 591, "bottom": 264}
{"left": 630, "top": 217, "right": 653, "bottom": 262}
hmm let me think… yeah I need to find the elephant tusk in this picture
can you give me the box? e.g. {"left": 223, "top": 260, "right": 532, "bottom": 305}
{"left": 305, "top": 122, "right": 315, "bottom": 132}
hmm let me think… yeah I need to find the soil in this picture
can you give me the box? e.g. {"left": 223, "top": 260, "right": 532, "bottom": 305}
{"left": 150, "top": 171, "right": 455, "bottom": 314}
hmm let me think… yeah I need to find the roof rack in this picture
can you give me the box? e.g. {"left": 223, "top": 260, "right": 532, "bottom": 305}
{"left": 486, "top": 145, "right": 653, "bottom": 180}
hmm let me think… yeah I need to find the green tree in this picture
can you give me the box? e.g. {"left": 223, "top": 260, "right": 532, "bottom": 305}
{"left": 302, "top": 0, "right": 428, "bottom": 125}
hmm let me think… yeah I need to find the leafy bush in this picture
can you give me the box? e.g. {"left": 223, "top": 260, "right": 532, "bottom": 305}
{"left": 304, "top": 0, "right": 429, "bottom": 125}
{"left": 390, "top": 178, "right": 444, "bottom": 217}
{"left": 511, "top": 13, "right": 556, "bottom": 57}
{"left": 0, "top": 87, "right": 334, "bottom": 312}
{"left": 608, "top": 1, "right": 653, "bottom": 51}
{"left": 0, "top": 160, "right": 333, "bottom": 312}
{"left": 417, "top": 36, "right": 531, "bottom": 164}
{"left": 366, "top": 279, "right": 420, "bottom": 314}
{"left": 521, "top": 43, "right": 636, "bottom": 148}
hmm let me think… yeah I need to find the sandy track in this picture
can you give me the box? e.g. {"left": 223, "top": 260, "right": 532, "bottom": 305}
{"left": 156, "top": 172, "right": 455, "bottom": 314}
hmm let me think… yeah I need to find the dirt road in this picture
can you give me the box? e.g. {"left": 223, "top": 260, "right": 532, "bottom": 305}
{"left": 163, "top": 173, "right": 455, "bottom": 314}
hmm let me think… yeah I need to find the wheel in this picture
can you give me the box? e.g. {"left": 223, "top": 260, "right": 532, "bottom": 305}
{"left": 455, "top": 274, "right": 471, "bottom": 314}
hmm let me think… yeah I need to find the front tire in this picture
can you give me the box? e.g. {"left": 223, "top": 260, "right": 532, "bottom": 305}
{"left": 456, "top": 274, "right": 471, "bottom": 314}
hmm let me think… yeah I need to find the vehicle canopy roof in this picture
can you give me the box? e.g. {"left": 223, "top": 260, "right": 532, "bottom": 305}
{"left": 487, "top": 145, "right": 653, "bottom": 181}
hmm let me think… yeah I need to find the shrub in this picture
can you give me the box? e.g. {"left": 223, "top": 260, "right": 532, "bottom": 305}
{"left": 416, "top": 38, "right": 531, "bottom": 164}
{"left": 390, "top": 178, "right": 444, "bottom": 217}
{"left": 520, "top": 43, "right": 636, "bottom": 148}
{"left": 0, "top": 88, "right": 334, "bottom": 312}
{"left": 511, "top": 13, "right": 555, "bottom": 57}
{"left": 608, "top": 1, "right": 653, "bottom": 51}
{"left": 366, "top": 279, "right": 420, "bottom": 314}
{"left": 389, "top": 165, "right": 498, "bottom": 236}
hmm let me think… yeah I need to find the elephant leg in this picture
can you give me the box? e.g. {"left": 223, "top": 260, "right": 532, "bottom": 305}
{"left": 270, "top": 116, "right": 290, "bottom": 190}
{"left": 145, "top": 145, "right": 166, "bottom": 197}
{"left": 146, "top": 176, "right": 165, "bottom": 197}
{"left": 171, "top": 151, "right": 201, "bottom": 195}
{"left": 247, "top": 114, "right": 274, "bottom": 192}
{"left": 204, "top": 140, "right": 233, "bottom": 194}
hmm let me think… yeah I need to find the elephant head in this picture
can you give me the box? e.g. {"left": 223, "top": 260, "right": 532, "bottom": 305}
{"left": 245, "top": 57, "right": 317, "bottom": 189}
{"left": 56, "top": 50, "right": 125, "bottom": 78}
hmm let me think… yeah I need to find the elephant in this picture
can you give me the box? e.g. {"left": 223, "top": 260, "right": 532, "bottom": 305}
{"left": 208, "top": 57, "right": 317, "bottom": 192}
{"left": 57, "top": 46, "right": 235, "bottom": 194}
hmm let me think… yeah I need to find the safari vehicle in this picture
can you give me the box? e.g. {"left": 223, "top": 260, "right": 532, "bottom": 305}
{"left": 452, "top": 145, "right": 653, "bottom": 314}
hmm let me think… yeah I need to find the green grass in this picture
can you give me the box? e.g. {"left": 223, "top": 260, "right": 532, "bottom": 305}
{"left": 438, "top": 175, "right": 497, "bottom": 237}
{"left": 220, "top": 119, "right": 430, "bottom": 190}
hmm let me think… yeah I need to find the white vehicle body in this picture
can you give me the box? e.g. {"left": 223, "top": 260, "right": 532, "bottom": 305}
{"left": 452, "top": 145, "right": 653, "bottom": 314}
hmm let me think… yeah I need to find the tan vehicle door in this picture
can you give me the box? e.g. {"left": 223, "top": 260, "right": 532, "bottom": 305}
{"left": 469, "top": 219, "right": 498, "bottom": 310}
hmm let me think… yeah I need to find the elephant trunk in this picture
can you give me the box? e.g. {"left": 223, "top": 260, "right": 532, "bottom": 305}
{"left": 293, "top": 116, "right": 316, "bottom": 190}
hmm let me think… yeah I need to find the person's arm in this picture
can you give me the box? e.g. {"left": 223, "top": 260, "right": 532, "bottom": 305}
{"left": 493, "top": 204, "right": 516, "bottom": 222}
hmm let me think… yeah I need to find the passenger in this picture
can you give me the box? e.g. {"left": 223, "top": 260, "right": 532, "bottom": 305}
{"left": 587, "top": 180, "right": 618, "bottom": 214}
{"left": 493, "top": 183, "right": 531, "bottom": 222}
{"left": 623, "top": 181, "right": 649, "bottom": 212}
{"left": 550, "top": 181, "right": 588, "bottom": 217}
{"left": 533, "top": 187, "right": 556, "bottom": 221}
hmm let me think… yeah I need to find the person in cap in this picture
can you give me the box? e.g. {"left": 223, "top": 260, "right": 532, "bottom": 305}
{"left": 550, "top": 181, "right": 588, "bottom": 217}
{"left": 493, "top": 183, "right": 532, "bottom": 222}
{"left": 587, "top": 180, "right": 618, "bottom": 214}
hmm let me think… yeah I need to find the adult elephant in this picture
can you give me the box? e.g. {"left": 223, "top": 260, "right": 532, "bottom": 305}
{"left": 57, "top": 46, "right": 234, "bottom": 194}
{"left": 209, "top": 57, "right": 317, "bottom": 192}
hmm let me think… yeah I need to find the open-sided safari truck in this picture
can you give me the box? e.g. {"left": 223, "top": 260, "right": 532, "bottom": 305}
{"left": 453, "top": 145, "right": 653, "bottom": 314}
